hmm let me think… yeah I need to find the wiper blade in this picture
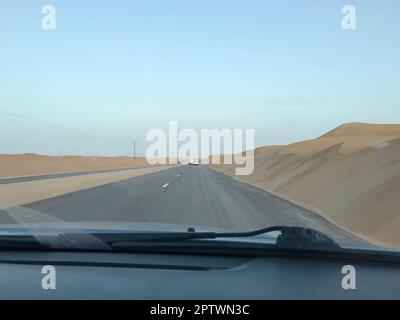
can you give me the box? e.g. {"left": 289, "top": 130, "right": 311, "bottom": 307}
{"left": 106, "top": 226, "right": 341, "bottom": 251}
{"left": 274, "top": 227, "right": 341, "bottom": 251}
{"left": 0, "top": 230, "right": 110, "bottom": 251}
{"left": 0, "top": 226, "right": 340, "bottom": 252}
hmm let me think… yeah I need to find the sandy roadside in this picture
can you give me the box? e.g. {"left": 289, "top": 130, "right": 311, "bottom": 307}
{"left": 0, "top": 166, "right": 172, "bottom": 208}
{"left": 212, "top": 123, "right": 400, "bottom": 249}
{"left": 0, "top": 154, "right": 150, "bottom": 178}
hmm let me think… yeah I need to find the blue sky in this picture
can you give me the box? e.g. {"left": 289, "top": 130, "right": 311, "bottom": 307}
{"left": 0, "top": 0, "right": 399, "bottom": 155}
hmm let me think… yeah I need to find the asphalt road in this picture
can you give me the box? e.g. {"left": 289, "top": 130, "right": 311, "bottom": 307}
{"left": 2, "top": 165, "right": 366, "bottom": 246}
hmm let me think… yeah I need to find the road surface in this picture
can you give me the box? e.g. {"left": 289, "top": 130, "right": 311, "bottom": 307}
{"left": 0, "top": 165, "right": 366, "bottom": 246}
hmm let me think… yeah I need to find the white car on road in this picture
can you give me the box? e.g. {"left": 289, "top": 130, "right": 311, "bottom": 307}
{"left": 189, "top": 158, "right": 200, "bottom": 166}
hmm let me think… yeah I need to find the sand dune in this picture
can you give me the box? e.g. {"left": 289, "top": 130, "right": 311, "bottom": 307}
{"left": 213, "top": 123, "right": 400, "bottom": 249}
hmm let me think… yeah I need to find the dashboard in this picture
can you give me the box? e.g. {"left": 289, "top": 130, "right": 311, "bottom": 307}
{"left": 1, "top": 249, "right": 400, "bottom": 299}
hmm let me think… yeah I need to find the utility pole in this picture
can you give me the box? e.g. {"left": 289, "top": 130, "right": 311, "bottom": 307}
{"left": 131, "top": 140, "right": 138, "bottom": 158}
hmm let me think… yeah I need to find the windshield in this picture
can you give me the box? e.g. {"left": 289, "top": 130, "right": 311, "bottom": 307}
{"left": 0, "top": 0, "right": 399, "bottom": 255}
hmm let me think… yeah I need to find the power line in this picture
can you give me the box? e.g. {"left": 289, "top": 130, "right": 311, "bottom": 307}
{"left": 0, "top": 108, "right": 124, "bottom": 144}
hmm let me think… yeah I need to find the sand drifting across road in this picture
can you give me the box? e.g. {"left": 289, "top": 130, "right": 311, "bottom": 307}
{"left": 213, "top": 123, "right": 400, "bottom": 249}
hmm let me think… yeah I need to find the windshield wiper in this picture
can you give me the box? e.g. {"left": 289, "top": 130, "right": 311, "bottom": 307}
{"left": 0, "top": 226, "right": 340, "bottom": 252}
{"left": 0, "top": 230, "right": 110, "bottom": 251}
{"left": 105, "top": 226, "right": 341, "bottom": 251}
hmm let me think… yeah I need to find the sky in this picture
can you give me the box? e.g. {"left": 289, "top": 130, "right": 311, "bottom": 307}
{"left": 0, "top": 0, "right": 399, "bottom": 156}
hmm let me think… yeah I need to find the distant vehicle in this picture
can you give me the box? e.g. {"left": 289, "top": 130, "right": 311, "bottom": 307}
{"left": 189, "top": 158, "right": 200, "bottom": 166}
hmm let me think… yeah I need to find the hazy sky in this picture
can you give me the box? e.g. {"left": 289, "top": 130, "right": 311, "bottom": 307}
{"left": 0, "top": 0, "right": 399, "bottom": 156}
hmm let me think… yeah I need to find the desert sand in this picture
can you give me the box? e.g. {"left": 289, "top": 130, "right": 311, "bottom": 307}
{"left": 213, "top": 123, "right": 400, "bottom": 249}
{"left": 0, "top": 154, "right": 148, "bottom": 178}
